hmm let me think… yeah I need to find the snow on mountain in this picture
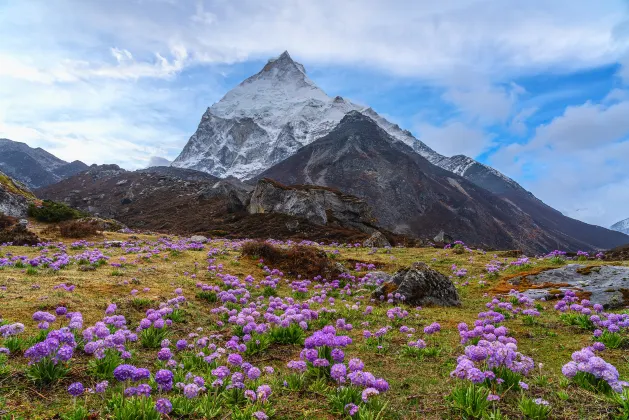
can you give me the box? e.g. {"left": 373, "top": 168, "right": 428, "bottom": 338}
{"left": 611, "top": 218, "right": 629, "bottom": 235}
{"left": 172, "top": 51, "right": 525, "bottom": 193}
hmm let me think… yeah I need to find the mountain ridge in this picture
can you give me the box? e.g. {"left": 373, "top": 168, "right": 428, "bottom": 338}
{"left": 0, "top": 138, "right": 89, "bottom": 189}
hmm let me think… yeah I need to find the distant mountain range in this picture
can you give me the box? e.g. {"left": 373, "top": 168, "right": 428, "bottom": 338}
{"left": 0, "top": 139, "right": 88, "bottom": 189}
{"left": 611, "top": 218, "right": 629, "bottom": 235}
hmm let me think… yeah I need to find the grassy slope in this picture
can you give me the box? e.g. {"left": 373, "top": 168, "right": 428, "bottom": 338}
{"left": 0, "top": 172, "right": 35, "bottom": 200}
{"left": 0, "top": 225, "right": 628, "bottom": 419}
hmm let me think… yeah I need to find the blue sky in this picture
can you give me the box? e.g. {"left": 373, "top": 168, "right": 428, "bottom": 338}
{"left": 1, "top": 0, "right": 629, "bottom": 227}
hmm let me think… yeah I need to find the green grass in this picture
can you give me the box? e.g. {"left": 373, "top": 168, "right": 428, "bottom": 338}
{"left": 0, "top": 226, "right": 627, "bottom": 418}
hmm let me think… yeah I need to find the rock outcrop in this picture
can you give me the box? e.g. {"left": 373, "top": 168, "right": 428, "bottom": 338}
{"left": 510, "top": 264, "right": 629, "bottom": 308}
{"left": 373, "top": 262, "right": 461, "bottom": 307}
{"left": 363, "top": 231, "right": 390, "bottom": 248}
{"left": 248, "top": 178, "right": 378, "bottom": 234}
{"left": 0, "top": 170, "right": 34, "bottom": 218}
{"left": 433, "top": 231, "right": 453, "bottom": 244}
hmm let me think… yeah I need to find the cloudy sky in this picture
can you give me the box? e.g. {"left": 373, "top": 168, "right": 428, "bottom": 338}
{"left": 1, "top": 0, "right": 629, "bottom": 228}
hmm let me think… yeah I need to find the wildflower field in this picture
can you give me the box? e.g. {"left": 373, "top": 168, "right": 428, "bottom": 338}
{"left": 1, "top": 226, "right": 629, "bottom": 419}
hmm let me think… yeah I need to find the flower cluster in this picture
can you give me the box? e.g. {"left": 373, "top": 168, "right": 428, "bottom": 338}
{"left": 562, "top": 345, "right": 628, "bottom": 392}
{"left": 24, "top": 328, "right": 77, "bottom": 364}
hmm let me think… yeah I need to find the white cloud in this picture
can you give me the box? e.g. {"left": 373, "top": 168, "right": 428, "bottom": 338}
{"left": 2, "top": 1, "right": 627, "bottom": 82}
{"left": 442, "top": 81, "right": 525, "bottom": 125}
{"left": 147, "top": 156, "right": 172, "bottom": 167}
{"left": 416, "top": 121, "right": 492, "bottom": 158}
{"left": 509, "top": 107, "right": 538, "bottom": 135}
{"left": 529, "top": 100, "right": 629, "bottom": 151}
{"left": 490, "top": 97, "right": 629, "bottom": 226}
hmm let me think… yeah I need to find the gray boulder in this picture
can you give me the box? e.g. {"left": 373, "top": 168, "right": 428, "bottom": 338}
{"left": 373, "top": 262, "right": 460, "bottom": 306}
{"left": 0, "top": 170, "right": 32, "bottom": 218}
{"left": 201, "top": 177, "right": 253, "bottom": 212}
{"left": 363, "top": 231, "right": 390, "bottom": 248}
{"left": 190, "top": 235, "right": 208, "bottom": 243}
{"left": 511, "top": 264, "right": 629, "bottom": 308}
{"left": 433, "top": 230, "right": 453, "bottom": 244}
{"left": 248, "top": 178, "right": 378, "bottom": 233}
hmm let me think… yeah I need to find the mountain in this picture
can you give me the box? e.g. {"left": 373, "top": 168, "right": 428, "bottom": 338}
{"left": 611, "top": 218, "right": 629, "bottom": 235}
{"left": 172, "top": 51, "right": 516, "bottom": 188}
{"left": 172, "top": 51, "right": 628, "bottom": 251}
{"left": 0, "top": 139, "right": 89, "bottom": 189}
{"left": 257, "top": 112, "right": 629, "bottom": 253}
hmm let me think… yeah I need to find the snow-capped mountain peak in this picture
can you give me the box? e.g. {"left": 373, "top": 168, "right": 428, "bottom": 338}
{"left": 171, "top": 50, "right": 527, "bottom": 195}
{"left": 611, "top": 218, "right": 629, "bottom": 235}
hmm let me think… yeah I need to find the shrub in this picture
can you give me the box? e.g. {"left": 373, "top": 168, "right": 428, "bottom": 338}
{"left": 59, "top": 220, "right": 100, "bottom": 238}
{"left": 28, "top": 200, "right": 83, "bottom": 223}
{"left": 241, "top": 240, "right": 342, "bottom": 279}
{"left": 0, "top": 213, "right": 17, "bottom": 229}
{"left": 0, "top": 223, "right": 40, "bottom": 246}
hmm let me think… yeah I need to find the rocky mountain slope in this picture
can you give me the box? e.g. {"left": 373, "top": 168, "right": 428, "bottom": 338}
{"left": 0, "top": 170, "right": 35, "bottom": 218}
{"left": 611, "top": 218, "right": 629, "bottom": 235}
{"left": 257, "top": 112, "right": 629, "bottom": 253}
{"left": 35, "top": 166, "right": 396, "bottom": 244}
{"left": 0, "top": 139, "right": 88, "bottom": 189}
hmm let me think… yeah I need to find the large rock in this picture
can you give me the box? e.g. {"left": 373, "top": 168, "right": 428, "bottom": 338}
{"left": 248, "top": 178, "right": 378, "bottom": 233}
{"left": 201, "top": 177, "right": 253, "bottom": 212}
{"left": 433, "top": 230, "right": 453, "bottom": 244}
{"left": 373, "top": 262, "right": 461, "bottom": 306}
{"left": 363, "top": 231, "right": 390, "bottom": 248}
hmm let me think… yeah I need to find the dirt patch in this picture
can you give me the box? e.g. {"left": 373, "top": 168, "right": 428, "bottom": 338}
{"left": 491, "top": 266, "right": 570, "bottom": 295}
{"left": 240, "top": 241, "right": 343, "bottom": 279}
{"left": 603, "top": 243, "right": 629, "bottom": 261}
{"left": 620, "top": 289, "right": 629, "bottom": 306}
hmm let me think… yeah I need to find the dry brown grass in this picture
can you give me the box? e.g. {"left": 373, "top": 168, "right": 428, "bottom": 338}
{"left": 59, "top": 219, "right": 101, "bottom": 238}
{"left": 240, "top": 240, "right": 344, "bottom": 279}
